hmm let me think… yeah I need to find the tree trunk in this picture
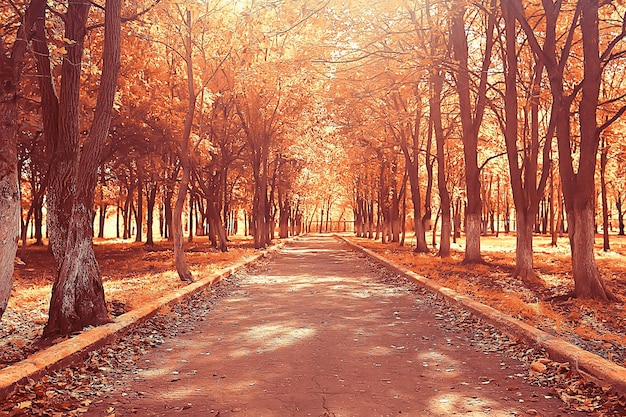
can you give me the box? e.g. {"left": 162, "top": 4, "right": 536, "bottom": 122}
{"left": 502, "top": 0, "right": 553, "bottom": 280}
{"left": 565, "top": 0, "right": 615, "bottom": 300}
{"left": 45, "top": 201, "right": 111, "bottom": 335}
{"left": 617, "top": 195, "right": 625, "bottom": 236}
{"left": 164, "top": 188, "right": 173, "bottom": 240}
{"left": 399, "top": 107, "right": 428, "bottom": 252}
{"left": 514, "top": 212, "right": 542, "bottom": 284}
{"left": 510, "top": 0, "right": 616, "bottom": 301}
{"left": 422, "top": 126, "right": 433, "bottom": 235}
{"left": 46, "top": 0, "right": 90, "bottom": 267}
{"left": 279, "top": 196, "right": 289, "bottom": 238}
{"left": 187, "top": 193, "right": 194, "bottom": 243}
{"left": 569, "top": 206, "right": 615, "bottom": 300}
{"left": 45, "top": 0, "right": 121, "bottom": 336}
{"left": 431, "top": 67, "right": 451, "bottom": 257}
{"left": 450, "top": 0, "right": 495, "bottom": 263}
{"left": 400, "top": 182, "right": 407, "bottom": 247}
{"left": 145, "top": 183, "right": 157, "bottom": 246}
{"left": 600, "top": 141, "right": 610, "bottom": 251}
{"left": 0, "top": 84, "right": 21, "bottom": 321}
{"left": 135, "top": 174, "right": 143, "bottom": 242}
{"left": 33, "top": 198, "right": 44, "bottom": 246}
{"left": 98, "top": 203, "right": 107, "bottom": 239}
{"left": 206, "top": 199, "right": 228, "bottom": 252}
{"left": 553, "top": 185, "right": 564, "bottom": 246}
{"left": 173, "top": 168, "right": 192, "bottom": 281}
{"left": 173, "top": 9, "right": 195, "bottom": 282}
{"left": 124, "top": 194, "right": 133, "bottom": 239}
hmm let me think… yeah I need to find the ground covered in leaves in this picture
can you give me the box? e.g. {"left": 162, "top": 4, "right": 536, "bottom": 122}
{"left": 1, "top": 237, "right": 257, "bottom": 369}
{"left": 351, "top": 234, "right": 626, "bottom": 367}
{"left": 1, "top": 240, "right": 624, "bottom": 416}
{"left": 1, "top": 273, "right": 238, "bottom": 416}
{"left": 350, "top": 233, "right": 626, "bottom": 413}
{"left": 2, "top": 233, "right": 626, "bottom": 416}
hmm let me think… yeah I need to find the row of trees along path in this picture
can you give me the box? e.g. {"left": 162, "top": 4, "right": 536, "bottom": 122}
{"left": 2, "top": 0, "right": 626, "bottom": 337}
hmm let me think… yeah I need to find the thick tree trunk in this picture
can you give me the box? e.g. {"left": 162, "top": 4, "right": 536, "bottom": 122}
{"left": 45, "top": 204, "right": 111, "bottom": 335}
{"left": 47, "top": 0, "right": 90, "bottom": 267}
{"left": 569, "top": 206, "right": 616, "bottom": 300}
{"left": 45, "top": 0, "right": 121, "bottom": 336}
{"left": 514, "top": 213, "right": 542, "bottom": 284}
{"left": 0, "top": 93, "right": 21, "bottom": 322}
{"left": 464, "top": 213, "right": 482, "bottom": 262}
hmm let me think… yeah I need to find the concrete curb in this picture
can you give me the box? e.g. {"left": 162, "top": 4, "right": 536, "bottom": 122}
{"left": 337, "top": 235, "right": 626, "bottom": 397}
{"left": 0, "top": 240, "right": 288, "bottom": 403}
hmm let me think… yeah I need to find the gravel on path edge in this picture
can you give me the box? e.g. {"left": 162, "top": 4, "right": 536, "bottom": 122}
{"left": 337, "top": 234, "right": 626, "bottom": 415}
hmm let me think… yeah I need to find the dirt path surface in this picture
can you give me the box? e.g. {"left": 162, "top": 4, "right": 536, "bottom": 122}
{"left": 86, "top": 236, "right": 585, "bottom": 416}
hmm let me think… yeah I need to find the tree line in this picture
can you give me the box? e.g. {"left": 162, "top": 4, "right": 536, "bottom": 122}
{"left": 2, "top": 0, "right": 626, "bottom": 337}
{"left": 336, "top": 0, "right": 626, "bottom": 302}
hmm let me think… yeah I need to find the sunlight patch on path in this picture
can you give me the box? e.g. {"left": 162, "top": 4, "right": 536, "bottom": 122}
{"left": 230, "top": 324, "right": 316, "bottom": 358}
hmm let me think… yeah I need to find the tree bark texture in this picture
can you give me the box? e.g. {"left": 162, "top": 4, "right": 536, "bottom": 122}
{"left": 0, "top": 87, "right": 21, "bottom": 323}
{"left": 46, "top": 0, "right": 89, "bottom": 267}
{"left": 0, "top": 0, "right": 45, "bottom": 321}
{"left": 45, "top": 0, "right": 122, "bottom": 335}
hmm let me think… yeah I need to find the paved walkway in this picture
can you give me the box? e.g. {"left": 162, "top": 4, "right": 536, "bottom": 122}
{"left": 87, "top": 236, "right": 582, "bottom": 416}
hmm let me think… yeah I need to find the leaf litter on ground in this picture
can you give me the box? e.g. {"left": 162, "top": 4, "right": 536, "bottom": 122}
{"left": 357, "top": 236, "right": 626, "bottom": 416}
{"left": 3, "top": 235, "right": 626, "bottom": 416}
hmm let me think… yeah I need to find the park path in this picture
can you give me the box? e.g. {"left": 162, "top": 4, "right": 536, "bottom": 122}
{"left": 87, "top": 235, "right": 582, "bottom": 416}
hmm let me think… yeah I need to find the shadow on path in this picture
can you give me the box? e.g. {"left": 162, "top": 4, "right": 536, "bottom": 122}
{"left": 87, "top": 236, "right": 583, "bottom": 416}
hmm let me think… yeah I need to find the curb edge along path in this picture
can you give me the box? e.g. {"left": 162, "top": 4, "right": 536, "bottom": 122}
{"left": 0, "top": 240, "right": 289, "bottom": 403}
{"left": 337, "top": 235, "right": 626, "bottom": 397}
